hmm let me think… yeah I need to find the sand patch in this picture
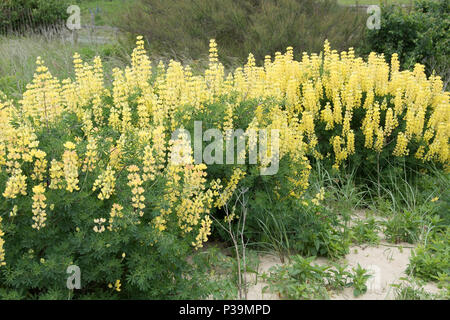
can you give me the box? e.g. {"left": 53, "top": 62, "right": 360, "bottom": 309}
{"left": 331, "top": 243, "right": 414, "bottom": 299}
{"left": 246, "top": 242, "right": 440, "bottom": 300}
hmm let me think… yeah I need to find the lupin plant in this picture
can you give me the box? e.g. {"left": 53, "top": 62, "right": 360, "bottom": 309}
{"left": 0, "top": 36, "right": 448, "bottom": 299}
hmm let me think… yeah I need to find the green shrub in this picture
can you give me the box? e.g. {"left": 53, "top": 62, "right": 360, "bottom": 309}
{"left": 248, "top": 187, "right": 349, "bottom": 260}
{"left": 392, "top": 276, "right": 449, "bottom": 300}
{"left": 383, "top": 210, "right": 426, "bottom": 243}
{"left": 350, "top": 217, "right": 380, "bottom": 245}
{"left": 378, "top": 172, "right": 444, "bottom": 244}
{"left": 262, "top": 255, "right": 335, "bottom": 299}
{"left": 351, "top": 263, "right": 371, "bottom": 297}
{"left": 361, "top": 0, "right": 450, "bottom": 89}
{"left": 0, "top": 114, "right": 217, "bottom": 299}
{"left": 0, "top": 0, "right": 70, "bottom": 34}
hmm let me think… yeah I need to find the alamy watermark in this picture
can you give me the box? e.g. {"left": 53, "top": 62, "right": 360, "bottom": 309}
{"left": 366, "top": 264, "right": 381, "bottom": 293}
{"left": 66, "top": 265, "right": 81, "bottom": 290}
{"left": 66, "top": 5, "right": 81, "bottom": 31}
{"left": 367, "top": 5, "right": 381, "bottom": 30}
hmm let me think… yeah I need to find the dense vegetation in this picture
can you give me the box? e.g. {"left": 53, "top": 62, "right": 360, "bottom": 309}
{"left": 362, "top": 0, "right": 450, "bottom": 89}
{"left": 0, "top": 35, "right": 448, "bottom": 298}
{"left": 0, "top": 0, "right": 448, "bottom": 300}
{"left": 0, "top": 0, "right": 69, "bottom": 34}
{"left": 117, "top": 0, "right": 365, "bottom": 64}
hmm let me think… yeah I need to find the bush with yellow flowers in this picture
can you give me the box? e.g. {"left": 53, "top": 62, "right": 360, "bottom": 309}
{"left": 0, "top": 36, "right": 448, "bottom": 299}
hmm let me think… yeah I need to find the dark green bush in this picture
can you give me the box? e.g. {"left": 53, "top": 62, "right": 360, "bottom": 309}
{"left": 0, "top": 114, "right": 213, "bottom": 299}
{"left": 361, "top": 0, "right": 450, "bottom": 89}
{"left": 247, "top": 187, "right": 349, "bottom": 260}
{"left": 0, "top": 0, "right": 69, "bottom": 34}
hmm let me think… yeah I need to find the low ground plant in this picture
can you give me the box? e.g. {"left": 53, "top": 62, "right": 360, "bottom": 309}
{"left": 406, "top": 227, "right": 450, "bottom": 281}
{"left": 350, "top": 217, "right": 380, "bottom": 245}
{"left": 262, "top": 255, "right": 370, "bottom": 299}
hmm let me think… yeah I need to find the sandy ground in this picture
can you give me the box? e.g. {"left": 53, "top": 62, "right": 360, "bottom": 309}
{"left": 246, "top": 243, "right": 440, "bottom": 300}
{"left": 329, "top": 243, "right": 439, "bottom": 299}
{"left": 245, "top": 207, "right": 442, "bottom": 301}
{"left": 201, "top": 210, "right": 441, "bottom": 300}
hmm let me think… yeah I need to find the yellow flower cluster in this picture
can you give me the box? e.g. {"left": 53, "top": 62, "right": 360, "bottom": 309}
{"left": 3, "top": 126, "right": 39, "bottom": 174}
{"left": 127, "top": 165, "right": 145, "bottom": 217}
{"left": 82, "top": 137, "right": 98, "bottom": 173}
{"left": 311, "top": 187, "right": 325, "bottom": 206}
{"left": 176, "top": 163, "right": 212, "bottom": 234}
{"left": 0, "top": 35, "right": 448, "bottom": 251}
{"left": 0, "top": 217, "right": 5, "bottom": 266}
{"left": 31, "top": 184, "right": 47, "bottom": 230}
{"left": 93, "top": 218, "right": 106, "bottom": 233}
{"left": 142, "top": 145, "right": 157, "bottom": 182}
{"left": 49, "top": 159, "right": 64, "bottom": 190}
{"left": 92, "top": 166, "right": 116, "bottom": 200}
{"left": 193, "top": 215, "right": 212, "bottom": 250}
{"left": 108, "top": 279, "right": 121, "bottom": 292}
{"left": 215, "top": 168, "right": 246, "bottom": 209}
{"left": 20, "top": 57, "right": 62, "bottom": 126}
{"left": 63, "top": 142, "right": 80, "bottom": 192}
{"left": 3, "top": 169, "right": 27, "bottom": 199}
{"left": 31, "top": 150, "right": 47, "bottom": 181}
{"left": 10, "top": 205, "right": 18, "bottom": 217}
{"left": 108, "top": 203, "right": 124, "bottom": 232}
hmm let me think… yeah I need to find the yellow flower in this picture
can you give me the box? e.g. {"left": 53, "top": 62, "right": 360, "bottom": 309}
{"left": 31, "top": 184, "right": 47, "bottom": 230}
{"left": 114, "top": 279, "right": 121, "bottom": 292}
{"left": 3, "top": 169, "right": 27, "bottom": 199}
{"left": 0, "top": 217, "right": 6, "bottom": 266}
{"left": 93, "top": 166, "right": 116, "bottom": 200}
{"left": 63, "top": 143, "right": 80, "bottom": 192}
{"left": 127, "top": 166, "right": 145, "bottom": 218}
{"left": 64, "top": 141, "right": 76, "bottom": 150}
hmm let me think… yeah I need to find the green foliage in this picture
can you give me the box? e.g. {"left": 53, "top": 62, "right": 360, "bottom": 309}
{"left": 190, "top": 246, "right": 240, "bottom": 299}
{"left": 311, "top": 164, "right": 368, "bottom": 216}
{"left": 407, "top": 228, "right": 450, "bottom": 281}
{"left": 0, "top": 0, "right": 70, "bottom": 34}
{"left": 0, "top": 19, "right": 448, "bottom": 299}
{"left": 350, "top": 217, "right": 380, "bottom": 245}
{"left": 366, "top": 161, "right": 448, "bottom": 246}
{"left": 361, "top": 0, "right": 450, "bottom": 88}
{"left": 249, "top": 195, "right": 349, "bottom": 260}
{"left": 262, "top": 255, "right": 370, "bottom": 299}
{"left": 383, "top": 210, "right": 426, "bottom": 244}
{"left": 351, "top": 263, "right": 371, "bottom": 297}
{"left": 392, "top": 276, "right": 449, "bottom": 300}
{"left": 326, "top": 262, "right": 354, "bottom": 292}
{"left": 381, "top": 195, "right": 442, "bottom": 244}
{"left": 118, "top": 0, "right": 365, "bottom": 64}
{"left": 0, "top": 113, "right": 214, "bottom": 300}
{"left": 179, "top": 98, "right": 350, "bottom": 261}
{"left": 262, "top": 255, "right": 334, "bottom": 299}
